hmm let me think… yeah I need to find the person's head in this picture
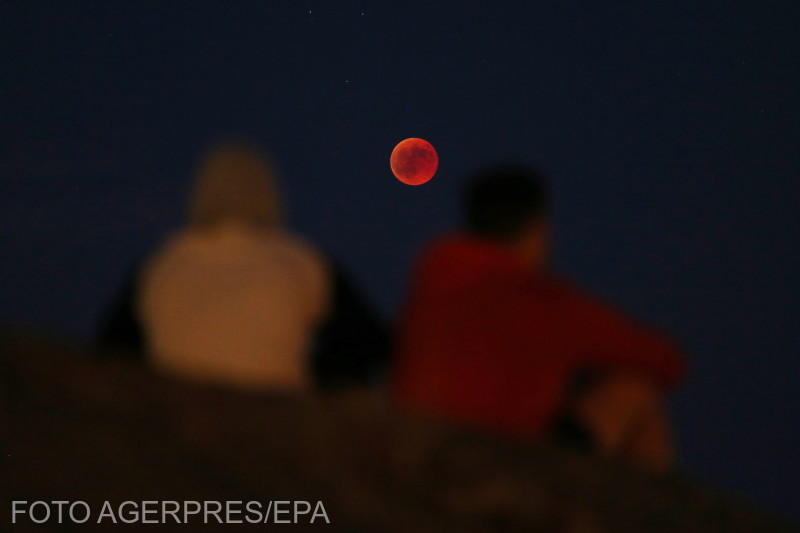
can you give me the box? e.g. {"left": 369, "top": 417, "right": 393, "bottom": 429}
{"left": 188, "top": 140, "right": 281, "bottom": 232}
{"left": 462, "top": 165, "right": 551, "bottom": 270}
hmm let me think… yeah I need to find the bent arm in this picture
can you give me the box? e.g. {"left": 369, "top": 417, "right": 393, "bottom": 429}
{"left": 566, "top": 290, "right": 685, "bottom": 389}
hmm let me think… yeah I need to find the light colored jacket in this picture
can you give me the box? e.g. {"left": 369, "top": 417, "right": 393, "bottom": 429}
{"left": 138, "top": 225, "right": 327, "bottom": 390}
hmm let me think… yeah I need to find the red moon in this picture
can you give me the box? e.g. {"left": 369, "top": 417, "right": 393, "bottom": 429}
{"left": 390, "top": 138, "right": 439, "bottom": 186}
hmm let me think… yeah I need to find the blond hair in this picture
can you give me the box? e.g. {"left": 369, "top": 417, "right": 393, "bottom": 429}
{"left": 188, "top": 141, "right": 281, "bottom": 230}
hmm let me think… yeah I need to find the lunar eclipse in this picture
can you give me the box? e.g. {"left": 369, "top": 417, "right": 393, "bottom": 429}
{"left": 390, "top": 138, "right": 439, "bottom": 186}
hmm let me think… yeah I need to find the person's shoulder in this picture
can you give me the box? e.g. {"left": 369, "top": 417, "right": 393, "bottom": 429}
{"left": 266, "top": 231, "right": 329, "bottom": 290}
{"left": 419, "top": 233, "right": 466, "bottom": 256}
{"left": 140, "top": 230, "right": 193, "bottom": 271}
{"left": 413, "top": 233, "right": 473, "bottom": 271}
{"left": 270, "top": 232, "right": 330, "bottom": 312}
{"left": 271, "top": 231, "right": 326, "bottom": 267}
{"left": 530, "top": 273, "right": 613, "bottom": 313}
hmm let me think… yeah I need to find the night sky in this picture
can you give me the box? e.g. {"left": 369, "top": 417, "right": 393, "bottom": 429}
{"left": 2, "top": 1, "right": 798, "bottom": 518}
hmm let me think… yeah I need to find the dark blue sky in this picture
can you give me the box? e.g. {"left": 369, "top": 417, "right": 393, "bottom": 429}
{"left": 2, "top": 1, "right": 798, "bottom": 518}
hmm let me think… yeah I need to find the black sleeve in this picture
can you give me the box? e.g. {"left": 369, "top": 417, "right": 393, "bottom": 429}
{"left": 311, "top": 260, "right": 391, "bottom": 390}
{"left": 95, "top": 261, "right": 146, "bottom": 362}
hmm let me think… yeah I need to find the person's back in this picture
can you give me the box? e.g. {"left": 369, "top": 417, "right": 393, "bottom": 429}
{"left": 137, "top": 142, "right": 327, "bottom": 390}
{"left": 392, "top": 166, "right": 684, "bottom": 470}
{"left": 140, "top": 225, "right": 325, "bottom": 389}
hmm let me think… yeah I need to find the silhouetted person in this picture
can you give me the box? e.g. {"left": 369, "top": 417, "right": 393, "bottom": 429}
{"left": 392, "top": 166, "right": 684, "bottom": 471}
{"left": 310, "top": 257, "right": 391, "bottom": 389}
{"left": 96, "top": 144, "right": 389, "bottom": 389}
{"left": 96, "top": 259, "right": 147, "bottom": 356}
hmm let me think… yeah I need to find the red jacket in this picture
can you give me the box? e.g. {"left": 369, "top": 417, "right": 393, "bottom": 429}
{"left": 392, "top": 235, "right": 684, "bottom": 438}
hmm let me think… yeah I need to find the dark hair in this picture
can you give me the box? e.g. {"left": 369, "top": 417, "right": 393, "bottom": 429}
{"left": 463, "top": 165, "right": 550, "bottom": 240}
